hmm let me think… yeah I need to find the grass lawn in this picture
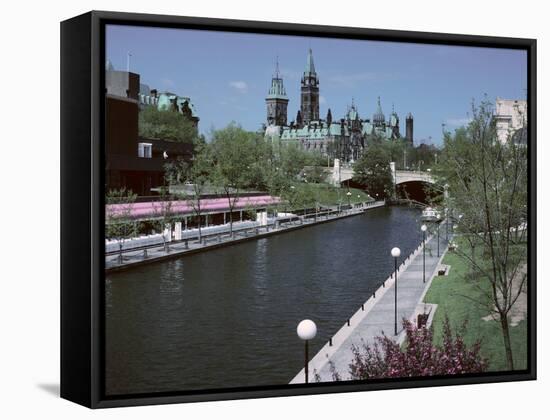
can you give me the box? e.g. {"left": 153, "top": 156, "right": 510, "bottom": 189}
{"left": 423, "top": 246, "right": 527, "bottom": 372}
{"left": 296, "top": 183, "right": 372, "bottom": 207}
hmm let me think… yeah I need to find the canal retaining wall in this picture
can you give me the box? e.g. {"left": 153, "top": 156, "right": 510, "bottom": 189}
{"left": 289, "top": 231, "right": 451, "bottom": 384}
{"left": 106, "top": 200, "right": 386, "bottom": 273}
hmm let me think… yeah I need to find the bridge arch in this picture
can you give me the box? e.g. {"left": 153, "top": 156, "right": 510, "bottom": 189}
{"left": 331, "top": 161, "right": 438, "bottom": 203}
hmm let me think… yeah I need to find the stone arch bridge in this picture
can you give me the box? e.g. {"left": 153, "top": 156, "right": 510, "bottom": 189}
{"left": 332, "top": 162, "right": 435, "bottom": 186}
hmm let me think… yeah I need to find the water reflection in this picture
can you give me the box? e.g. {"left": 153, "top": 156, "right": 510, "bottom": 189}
{"left": 105, "top": 206, "right": 422, "bottom": 395}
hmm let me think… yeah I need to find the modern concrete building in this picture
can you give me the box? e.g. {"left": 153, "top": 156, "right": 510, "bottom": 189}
{"left": 105, "top": 61, "right": 196, "bottom": 196}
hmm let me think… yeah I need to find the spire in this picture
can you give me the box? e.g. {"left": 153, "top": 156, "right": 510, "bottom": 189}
{"left": 274, "top": 55, "right": 280, "bottom": 79}
{"left": 326, "top": 108, "right": 332, "bottom": 125}
{"left": 305, "top": 48, "right": 316, "bottom": 74}
{"left": 373, "top": 96, "right": 386, "bottom": 125}
{"left": 296, "top": 110, "right": 303, "bottom": 126}
{"left": 267, "top": 57, "right": 288, "bottom": 99}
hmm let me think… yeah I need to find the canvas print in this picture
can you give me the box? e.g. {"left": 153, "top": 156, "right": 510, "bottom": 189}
{"left": 104, "top": 24, "right": 529, "bottom": 396}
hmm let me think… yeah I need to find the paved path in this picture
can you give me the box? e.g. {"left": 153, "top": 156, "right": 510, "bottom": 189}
{"left": 290, "top": 231, "right": 450, "bottom": 383}
{"left": 105, "top": 201, "right": 386, "bottom": 272}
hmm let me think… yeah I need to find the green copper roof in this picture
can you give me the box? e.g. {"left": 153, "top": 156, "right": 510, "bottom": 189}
{"left": 266, "top": 77, "right": 288, "bottom": 100}
{"left": 266, "top": 58, "right": 288, "bottom": 100}
{"left": 157, "top": 92, "right": 199, "bottom": 118}
{"left": 305, "top": 48, "right": 316, "bottom": 75}
{"left": 347, "top": 101, "right": 359, "bottom": 121}
{"left": 373, "top": 96, "right": 385, "bottom": 123}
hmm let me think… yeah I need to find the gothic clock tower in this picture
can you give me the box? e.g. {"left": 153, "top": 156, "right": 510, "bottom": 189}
{"left": 300, "top": 49, "right": 319, "bottom": 125}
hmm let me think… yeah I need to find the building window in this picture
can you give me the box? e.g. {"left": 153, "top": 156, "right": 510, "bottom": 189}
{"left": 138, "top": 142, "right": 152, "bottom": 158}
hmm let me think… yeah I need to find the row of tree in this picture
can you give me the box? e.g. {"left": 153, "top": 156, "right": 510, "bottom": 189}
{"left": 106, "top": 124, "right": 342, "bottom": 260}
{"left": 433, "top": 100, "right": 528, "bottom": 370}
{"left": 163, "top": 124, "right": 334, "bottom": 238}
{"left": 341, "top": 100, "right": 527, "bottom": 377}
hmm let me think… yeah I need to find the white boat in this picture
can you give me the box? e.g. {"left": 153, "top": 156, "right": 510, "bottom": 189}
{"left": 421, "top": 207, "right": 442, "bottom": 222}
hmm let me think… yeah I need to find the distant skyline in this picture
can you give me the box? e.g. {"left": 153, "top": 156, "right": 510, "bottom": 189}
{"left": 106, "top": 25, "right": 527, "bottom": 146}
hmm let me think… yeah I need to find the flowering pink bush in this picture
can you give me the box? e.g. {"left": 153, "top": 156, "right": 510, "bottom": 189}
{"left": 347, "top": 317, "right": 487, "bottom": 379}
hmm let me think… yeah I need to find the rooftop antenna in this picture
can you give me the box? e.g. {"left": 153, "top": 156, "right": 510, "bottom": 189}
{"left": 126, "top": 51, "right": 132, "bottom": 72}
{"left": 275, "top": 55, "right": 280, "bottom": 78}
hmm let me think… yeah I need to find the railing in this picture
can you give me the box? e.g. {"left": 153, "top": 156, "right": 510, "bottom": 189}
{"left": 106, "top": 200, "right": 385, "bottom": 258}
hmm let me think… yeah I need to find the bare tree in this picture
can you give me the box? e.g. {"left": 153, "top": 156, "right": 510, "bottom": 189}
{"left": 150, "top": 187, "right": 177, "bottom": 252}
{"left": 436, "top": 100, "right": 528, "bottom": 370}
{"left": 165, "top": 145, "right": 213, "bottom": 243}
{"left": 106, "top": 188, "right": 137, "bottom": 263}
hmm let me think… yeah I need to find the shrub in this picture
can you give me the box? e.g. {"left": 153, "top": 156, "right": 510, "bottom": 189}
{"left": 348, "top": 317, "right": 487, "bottom": 379}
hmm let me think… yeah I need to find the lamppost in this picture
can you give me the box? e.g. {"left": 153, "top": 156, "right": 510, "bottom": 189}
{"left": 444, "top": 184, "right": 449, "bottom": 242}
{"left": 391, "top": 247, "right": 401, "bottom": 335}
{"left": 437, "top": 223, "right": 440, "bottom": 257}
{"left": 297, "top": 319, "right": 317, "bottom": 384}
{"left": 421, "top": 224, "right": 427, "bottom": 283}
{"left": 346, "top": 191, "right": 352, "bottom": 208}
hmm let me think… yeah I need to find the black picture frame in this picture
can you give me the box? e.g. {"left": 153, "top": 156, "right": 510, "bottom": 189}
{"left": 60, "top": 10, "right": 537, "bottom": 409}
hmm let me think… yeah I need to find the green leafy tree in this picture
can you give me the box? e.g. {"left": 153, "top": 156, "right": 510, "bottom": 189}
{"left": 352, "top": 145, "right": 393, "bottom": 198}
{"left": 105, "top": 188, "right": 137, "bottom": 263}
{"left": 165, "top": 144, "right": 214, "bottom": 243}
{"left": 435, "top": 99, "right": 528, "bottom": 370}
{"left": 139, "top": 106, "right": 203, "bottom": 144}
{"left": 150, "top": 186, "right": 177, "bottom": 252}
{"left": 210, "top": 124, "right": 257, "bottom": 237}
{"left": 302, "top": 165, "right": 327, "bottom": 184}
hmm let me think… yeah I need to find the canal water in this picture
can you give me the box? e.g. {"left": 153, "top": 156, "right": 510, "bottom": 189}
{"left": 105, "top": 206, "right": 422, "bottom": 395}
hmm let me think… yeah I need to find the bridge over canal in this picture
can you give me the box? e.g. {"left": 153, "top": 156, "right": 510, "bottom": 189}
{"left": 332, "top": 161, "right": 435, "bottom": 186}
{"left": 329, "top": 160, "right": 437, "bottom": 203}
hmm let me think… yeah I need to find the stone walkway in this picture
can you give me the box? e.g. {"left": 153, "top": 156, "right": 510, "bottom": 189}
{"left": 291, "top": 232, "right": 450, "bottom": 383}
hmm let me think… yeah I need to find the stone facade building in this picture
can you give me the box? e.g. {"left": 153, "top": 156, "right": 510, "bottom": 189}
{"left": 494, "top": 97, "right": 527, "bottom": 145}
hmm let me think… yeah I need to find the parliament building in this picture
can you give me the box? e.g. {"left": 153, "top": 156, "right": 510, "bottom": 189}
{"left": 264, "top": 49, "right": 414, "bottom": 162}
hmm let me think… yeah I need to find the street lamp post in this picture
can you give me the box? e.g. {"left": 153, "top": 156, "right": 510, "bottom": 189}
{"left": 297, "top": 319, "right": 317, "bottom": 384}
{"left": 421, "top": 224, "right": 427, "bottom": 283}
{"left": 444, "top": 184, "right": 450, "bottom": 242}
{"left": 391, "top": 247, "right": 401, "bottom": 335}
{"left": 446, "top": 210, "right": 449, "bottom": 242}
{"left": 437, "top": 223, "right": 440, "bottom": 257}
{"left": 346, "top": 191, "right": 352, "bottom": 208}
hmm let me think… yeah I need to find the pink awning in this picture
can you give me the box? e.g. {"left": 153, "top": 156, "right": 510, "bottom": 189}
{"left": 106, "top": 195, "right": 282, "bottom": 219}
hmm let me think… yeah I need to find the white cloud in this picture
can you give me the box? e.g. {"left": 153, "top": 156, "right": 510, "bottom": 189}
{"left": 444, "top": 117, "right": 472, "bottom": 127}
{"left": 229, "top": 81, "right": 248, "bottom": 93}
{"left": 319, "top": 96, "right": 327, "bottom": 105}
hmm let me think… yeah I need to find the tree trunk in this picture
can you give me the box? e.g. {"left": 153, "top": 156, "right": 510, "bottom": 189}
{"left": 197, "top": 215, "right": 202, "bottom": 244}
{"left": 471, "top": 244, "right": 476, "bottom": 281}
{"left": 499, "top": 312, "right": 515, "bottom": 370}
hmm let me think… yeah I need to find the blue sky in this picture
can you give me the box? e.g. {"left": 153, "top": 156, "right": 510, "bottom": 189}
{"left": 106, "top": 25, "right": 527, "bottom": 145}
